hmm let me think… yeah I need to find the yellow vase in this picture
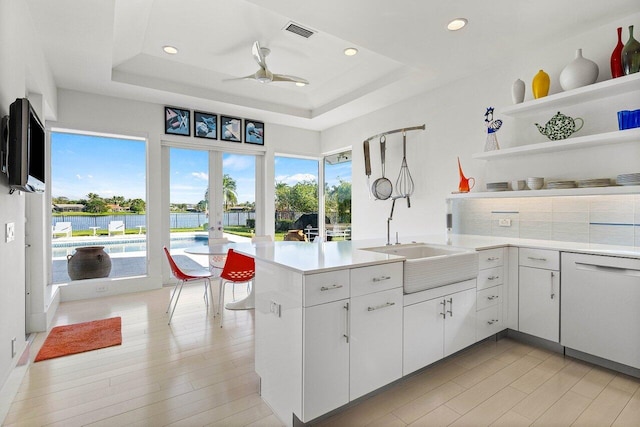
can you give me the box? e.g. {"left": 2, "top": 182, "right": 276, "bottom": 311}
{"left": 532, "top": 69, "right": 550, "bottom": 99}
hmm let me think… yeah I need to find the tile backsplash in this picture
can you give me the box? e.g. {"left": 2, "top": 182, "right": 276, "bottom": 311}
{"left": 451, "top": 194, "right": 640, "bottom": 246}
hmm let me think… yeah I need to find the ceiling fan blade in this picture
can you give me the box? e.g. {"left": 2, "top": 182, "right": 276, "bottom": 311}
{"left": 223, "top": 74, "right": 257, "bottom": 82}
{"left": 272, "top": 74, "right": 309, "bottom": 85}
{"left": 252, "top": 41, "right": 268, "bottom": 70}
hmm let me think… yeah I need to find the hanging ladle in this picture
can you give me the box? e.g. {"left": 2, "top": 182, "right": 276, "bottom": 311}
{"left": 371, "top": 135, "right": 393, "bottom": 200}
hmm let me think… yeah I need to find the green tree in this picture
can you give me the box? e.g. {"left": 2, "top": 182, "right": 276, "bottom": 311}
{"left": 84, "top": 198, "right": 107, "bottom": 213}
{"left": 129, "top": 198, "right": 146, "bottom": 213}
{"left": 290, "top": 180, "right": 318, "bottom": 213}
{"left": 275, "top": 182, "right": 291, "bottom": 212}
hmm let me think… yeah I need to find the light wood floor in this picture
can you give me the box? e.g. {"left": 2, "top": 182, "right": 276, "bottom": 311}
{"left": 5, "top": 285, "right": 640, "bottom": 426}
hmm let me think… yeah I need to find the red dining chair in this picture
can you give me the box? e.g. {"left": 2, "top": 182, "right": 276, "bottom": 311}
{"left": 218, "top": 249, "right": 255, "bottom": 327}
{"left": 163, "top": 247, "right": 215, "bottom": 325}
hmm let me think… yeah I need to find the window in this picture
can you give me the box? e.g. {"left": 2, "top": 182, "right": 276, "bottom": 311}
{"left": 324, "top": 150, "right": 352, "bottom": 241}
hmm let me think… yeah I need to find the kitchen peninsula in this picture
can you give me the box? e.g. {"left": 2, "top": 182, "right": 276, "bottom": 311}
{"left": 236, "top": 236, "right": 640, "bottom": 426}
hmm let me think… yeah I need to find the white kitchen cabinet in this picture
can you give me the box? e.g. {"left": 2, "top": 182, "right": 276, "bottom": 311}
{"left": 518, "top": 247, "right": 560, "bottom": 343}
{"left": 562, "top": 253, "right": 640, "bottom": 370}
{"left": 350, "top": 287, "right": 403, "bottom": 400}
{"left": 303, "top": 298, "right": 350, "bottom": 421}
{"left": 476, "top": 248, "right": 505, "bottom": 340}
{"left": 258, "top": 260, "right": 404, "bottom": 425}
{"left": 403, "top": 279, "right": 476, "bottom": 375}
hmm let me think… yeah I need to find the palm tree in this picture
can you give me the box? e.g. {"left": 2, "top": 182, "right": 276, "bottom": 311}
{"left": 222, "top": 174, "right": 238, "bottom": 211}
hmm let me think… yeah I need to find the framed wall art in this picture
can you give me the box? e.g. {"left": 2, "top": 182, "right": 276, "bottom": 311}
{"left": 220, "top": 115, "right": 242, "bottom": 142}
{"left": 165, "top": 106, "right": 191, "bottom": 136}
{"left": 245, "top": 119, "right": 264, "bottom": 145}
{"left": 194, "top": 111, "right": 217, "bottom": 139}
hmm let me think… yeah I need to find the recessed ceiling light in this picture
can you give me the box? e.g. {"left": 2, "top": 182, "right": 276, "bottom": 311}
{"left": 295, "top": 82, "right": 307, "bottom": 87}
{"left": 344, "top": 47, "right": 358, "bottom": 56}
{"left": 163, "top": 45, "right": 178, "bottom": 55}
{"left": 447, "top": 18, "right": 468, "bottom": 31}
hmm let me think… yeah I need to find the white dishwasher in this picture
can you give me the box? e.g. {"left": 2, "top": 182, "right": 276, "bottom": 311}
{"left": 561, "top": 252, "right": 640, "bottom": 370}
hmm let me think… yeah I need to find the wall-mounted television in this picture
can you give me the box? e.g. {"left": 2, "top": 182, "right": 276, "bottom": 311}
{"left": 1, "top": 98, "right": 45, "bottom": 193}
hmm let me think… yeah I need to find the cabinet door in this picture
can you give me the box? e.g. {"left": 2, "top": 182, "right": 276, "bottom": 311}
{"left": 444, "top": 288, "right": 477, "bottom": 356}
{"left": 519, "top": 266, "right": 560, "bottom": 342}
{"left": 350, "top": 288, "right": 403, "bottom": 400}
{"left": 303, "top": 299, "right": 350, "bottom": 421}
{"left": 403, "top": 297, "right": 445, "bottom": 375}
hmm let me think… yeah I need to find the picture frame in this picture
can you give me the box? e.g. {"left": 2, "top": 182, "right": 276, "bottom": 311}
{"left": 244, "top": 119, "right": 264, "bottom": 145}
{"left": 220, "top": 115, "right": 242, "bottom": 142}
{"left": 194, "top": 111, "right": 218, "bottom": 139}
{"left": 165, "top": 106, "right": 190, "bottom": 136}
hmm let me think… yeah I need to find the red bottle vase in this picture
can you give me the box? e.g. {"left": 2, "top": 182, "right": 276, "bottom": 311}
{"left": 610, "top": 27, "right": 624, "bottom": 78}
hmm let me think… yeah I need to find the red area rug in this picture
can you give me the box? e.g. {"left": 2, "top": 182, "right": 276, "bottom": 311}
{"left": 34, "top": 317, "right": 122, "bottom": 362}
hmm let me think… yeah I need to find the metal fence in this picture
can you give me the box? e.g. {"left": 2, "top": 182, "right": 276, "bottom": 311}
{"left": 52, "top": 212, "right": 256, "bottom": 231}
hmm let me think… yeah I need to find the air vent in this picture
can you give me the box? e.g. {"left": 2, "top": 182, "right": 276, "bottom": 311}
{"left": 283, "top": 21, "right": 315, "bottom": 39}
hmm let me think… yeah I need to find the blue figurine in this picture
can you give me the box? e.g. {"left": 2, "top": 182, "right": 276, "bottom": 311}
{"left": 484, "top": 107, "right": 503, "bottom": 151}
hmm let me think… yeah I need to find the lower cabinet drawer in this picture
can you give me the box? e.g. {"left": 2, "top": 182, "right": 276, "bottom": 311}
{"left": 350, "top": 262, "right": 403, "bottom": 297}
{"left": 477, "top": 266, "right": 504, "bottom": 290}
{"left": 304, "top": 270, "right": 350, "bottom": 307}
{"left": 476, "top": 304, "right": 502, "bottom": 341}
{"left": 476, "top": 285, "right": 502, "bottom": 311}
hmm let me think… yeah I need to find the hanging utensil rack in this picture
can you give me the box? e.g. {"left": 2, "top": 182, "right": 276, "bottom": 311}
{"left": 363, "top": 124, "right": 425, "bottom": 143}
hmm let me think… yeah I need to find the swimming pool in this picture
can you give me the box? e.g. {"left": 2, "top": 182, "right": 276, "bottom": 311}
{"left": 51, "top": 235, "right": 208, "bottom": 258}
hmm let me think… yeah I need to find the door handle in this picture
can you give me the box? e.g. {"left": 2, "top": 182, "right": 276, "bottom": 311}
{"left": 343, "top": 302, "right": 350, "bottom": 343}
{"left": 440, "top": 300, "right": 446, "bottom": 319}
{"left": 550, "top": 271, "right": 555, "bottom": 299}
{"left": 447, "top": 298, "right": 453, "bottom": 317}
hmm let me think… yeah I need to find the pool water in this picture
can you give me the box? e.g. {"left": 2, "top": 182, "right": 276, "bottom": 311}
{"left": 52, "top": 235, "right": 208, "bottom": 258}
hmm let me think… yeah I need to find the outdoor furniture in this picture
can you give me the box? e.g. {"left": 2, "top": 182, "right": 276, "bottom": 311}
{"left": 218, "top": 249, "right": 255, "bottom": 328}
{"left": 108, "top": 221, "right": 125, "bottom": 236}
{"left": 163, "top": 247, "right": 215, "bottom": 325}
{"left": 52, "top": 222, "right": 72, "bottom": 238}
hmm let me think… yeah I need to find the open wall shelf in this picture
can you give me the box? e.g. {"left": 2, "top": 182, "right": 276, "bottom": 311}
{"left": 448, "top": 185, "right": 640, "bottom": 199}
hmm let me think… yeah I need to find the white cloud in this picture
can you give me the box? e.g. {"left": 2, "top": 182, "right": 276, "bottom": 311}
{"left": 223, "top": 154, "right": 253, "bottom": 171}
{"left": 275, "top": 173, "right": 317, "bottom": 186}
{"left": 76, "top": 174, "right": 82, "bottom": 180}
{"left": 191, "top": 172, "right": 208, "bottom": 180}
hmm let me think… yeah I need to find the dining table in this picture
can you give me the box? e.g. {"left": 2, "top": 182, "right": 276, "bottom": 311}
{"left": 184, "top": 241, "right": 256, "bottom": 310}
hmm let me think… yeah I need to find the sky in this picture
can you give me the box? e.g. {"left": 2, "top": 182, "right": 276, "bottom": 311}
{"left": 51, "top": 132, "right": 352, "bottom": 205}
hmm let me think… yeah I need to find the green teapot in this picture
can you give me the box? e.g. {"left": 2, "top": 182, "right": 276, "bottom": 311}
{"left": 535, "top": 111, "right": 584, "bottom": 141}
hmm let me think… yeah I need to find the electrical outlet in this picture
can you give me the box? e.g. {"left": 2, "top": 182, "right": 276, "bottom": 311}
{"left": 498, "top": 218, "right": 512, "bottom": 227}
{"left": 5, "top": 222, "right": 15, "bottom": 242}
{"left": 96, "top": 285, "right": 108, "bottom": 292}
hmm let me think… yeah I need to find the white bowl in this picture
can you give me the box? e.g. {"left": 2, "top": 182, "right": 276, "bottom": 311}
{"left": 527, "top": 177, "right": 544, "bottom": 190}
{"left": 511, "top": 180, "right": 526, "bottom": 191}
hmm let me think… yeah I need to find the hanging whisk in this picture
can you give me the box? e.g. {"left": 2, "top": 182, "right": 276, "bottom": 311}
{"left": 395, "top": 132, "right": 415, "bottom": 206}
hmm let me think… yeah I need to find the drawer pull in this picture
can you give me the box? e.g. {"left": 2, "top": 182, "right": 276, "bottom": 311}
{"left": 320, "top": 284, "right": 344, "bottom": 291}
{"left": 372, "top": 276, "right": 391, "bottom": 283}
{"left": 487, "top": 275, "right": 500, "bottom": 280}
{"left": 487, "top": 295, "right": 498, "bottom": 300}
{"left": 367, "top": 302, "right": 396, "bottom": 312}
{"left": 527, "top": 256, "right": 547, "bottom": 261}
{"left": 487, "top": 319, "right": 499, "bottom": 325}
{"left": 486, "top": 256, "right": 500, "bottom": 261}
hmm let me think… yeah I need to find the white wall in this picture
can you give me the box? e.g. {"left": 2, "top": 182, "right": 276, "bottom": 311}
{"left": 0, "top": 0, "right": 57, "bottom": 416}
{"left": 321, "top": 12, "right": 640, "bottom": 242}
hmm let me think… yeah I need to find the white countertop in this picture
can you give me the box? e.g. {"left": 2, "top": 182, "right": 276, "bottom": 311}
{"left": 207, "top": 234, "right": 640, "bottom": 275}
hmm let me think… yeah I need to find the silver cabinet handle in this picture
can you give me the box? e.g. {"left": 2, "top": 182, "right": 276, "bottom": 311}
{"left": 487, "top": 295, "right": 498, "bottom": 300}
{"left": 528, "top": 256, "right": 547, "bottom": 261}
{"left": 487, "top": 319, "right": 499, "bottom": 325}
{"left": 320, "top": 284, "right": 343, "bottom": 291}
{"left": 372, "top": 276, "right": 391, "bottom": 282}
{"left": 447, "top": 298, "right": 453, "bottom": 317}
{"left": 343, "top": 302, "right": 349, "bottom": 343}
{"left": 487, "top": 275, "right": 500, "bottom": 280}
{"left": 440, "top": 300, "right": 446, "bottom": 319}
{"left": 367, "top": 302, "right": 396, "bottom": 311}
{"left": 550, "top": 271, "right": 555, "bottom": 299}
{"left": 486, "top": 256, "right": 500, "bottom": 261}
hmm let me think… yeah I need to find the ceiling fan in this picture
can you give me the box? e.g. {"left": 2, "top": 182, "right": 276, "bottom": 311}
{"left": 227, "top": 41, "right": 309, "bottom": 86}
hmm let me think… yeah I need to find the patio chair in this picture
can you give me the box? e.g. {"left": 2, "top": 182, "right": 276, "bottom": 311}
{"left": 52, "top": 222, "right": 72, "bottom": 238}
{"left": 208, "top": 237, "right": 230, "bottom": 278}
{"left": 218, "top": 249, "right": 255, "bottom": 328}
{"left": 163, "top": 247, "right": 215, "bottom": 325}
{"left": 108, "top": 220, "right": 125, "bottom": 236}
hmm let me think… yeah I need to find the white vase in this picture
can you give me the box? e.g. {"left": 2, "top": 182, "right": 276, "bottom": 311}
{"left": 559, "top": 48, "right": 599, "bottom": 91}
{"left": 511, "top": 79, "right": 525, "bottom": 104}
